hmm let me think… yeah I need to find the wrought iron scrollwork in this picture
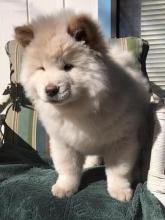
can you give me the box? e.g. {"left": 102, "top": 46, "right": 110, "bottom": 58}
{"left": 0, "top": 82, "right": 32, "bottom": 113}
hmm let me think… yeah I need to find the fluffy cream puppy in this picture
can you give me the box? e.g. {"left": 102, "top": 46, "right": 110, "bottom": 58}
{"left": 15, "top": 10, "right": 149, "bottom": 201}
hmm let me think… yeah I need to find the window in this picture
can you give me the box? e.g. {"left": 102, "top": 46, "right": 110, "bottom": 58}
{"left": 141, "top": 0, "right": 165, "bottom": 97}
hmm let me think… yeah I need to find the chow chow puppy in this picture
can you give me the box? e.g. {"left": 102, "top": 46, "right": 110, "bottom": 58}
{"left": 15, "top": 10, "right": 149, "bottom": 201}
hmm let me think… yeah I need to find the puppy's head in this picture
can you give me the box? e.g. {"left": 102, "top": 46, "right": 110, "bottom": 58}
{"left": 15, "top": 11, "right": 108, "bottom": 110}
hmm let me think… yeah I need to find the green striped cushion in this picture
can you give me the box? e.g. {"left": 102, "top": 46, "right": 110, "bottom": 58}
{"left": 5, "top": 41, "right": 50, "bottom": 156}
{"left": 4, "top": 38, "right": 148, "bottom": 157}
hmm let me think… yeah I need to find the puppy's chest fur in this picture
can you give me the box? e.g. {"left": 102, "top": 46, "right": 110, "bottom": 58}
{"left": 38, "top": 105, "right": 135, "bottom": 155}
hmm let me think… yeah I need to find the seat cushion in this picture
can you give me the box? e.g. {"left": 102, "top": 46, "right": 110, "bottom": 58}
{"left": 0, "top": 142, "right": 164, "bottom": 220}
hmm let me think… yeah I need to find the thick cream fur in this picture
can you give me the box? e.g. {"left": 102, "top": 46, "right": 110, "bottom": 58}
{"left": 18, "top": 11, "right": 150, "bottom": 201}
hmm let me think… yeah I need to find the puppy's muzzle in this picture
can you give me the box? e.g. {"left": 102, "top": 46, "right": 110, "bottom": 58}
{"left": 45, "top": 83, "right": 71, "bottom": 103}
{"left": 45, "top": 84, "right": 59, "bottom": 98}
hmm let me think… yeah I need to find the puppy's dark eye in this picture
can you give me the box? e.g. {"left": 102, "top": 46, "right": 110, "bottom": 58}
{"left": 64, "top": 64, "right": 74, "bottom": 72}
{"left": 38, "top": 67, "right": 45, "bottom": 71}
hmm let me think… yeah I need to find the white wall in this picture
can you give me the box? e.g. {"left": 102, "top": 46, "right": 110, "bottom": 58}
{"left": 0, "top": 0, "right": 98, "bottom": 94}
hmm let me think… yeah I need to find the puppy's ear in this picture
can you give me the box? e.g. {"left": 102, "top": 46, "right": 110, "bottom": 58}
{"left": 67, "top": 15, "right": 107, "bottom": 53}
{"left": 15, "top": 25, "right": 34, "bottom": 47}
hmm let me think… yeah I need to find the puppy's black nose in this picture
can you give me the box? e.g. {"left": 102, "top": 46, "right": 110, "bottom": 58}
{"left": 45, "top": 84, "right": 59, "bottom": 97}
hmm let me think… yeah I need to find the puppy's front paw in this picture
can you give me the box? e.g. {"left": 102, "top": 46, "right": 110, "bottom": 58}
{"left": 108, "top": 187, "right": 133, "bottom": 202}
{"left": 51, "top": 183, "right": 77, "bottom": 198}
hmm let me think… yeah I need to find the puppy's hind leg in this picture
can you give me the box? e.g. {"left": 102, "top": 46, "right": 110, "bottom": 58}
{"left": 83, "top": 155, "right": 102, "bottom": 169}
{"left": 50, "top": 139, "right": 84, "bottom": 198}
